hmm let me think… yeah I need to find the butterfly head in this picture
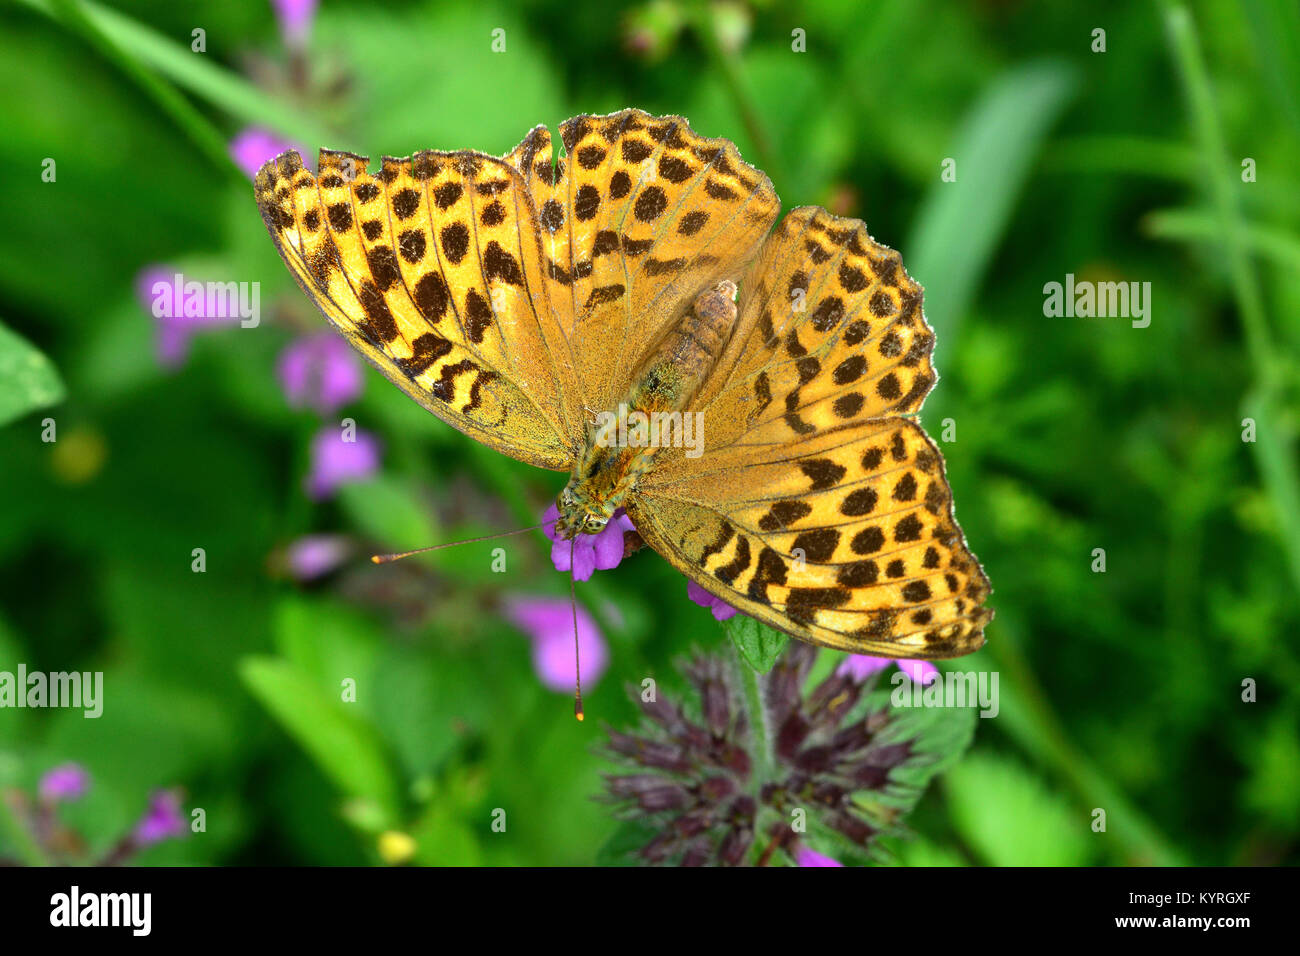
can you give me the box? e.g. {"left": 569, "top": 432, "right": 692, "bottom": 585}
{"left": 554, "top": 483, "right": 615, "bottom": 539}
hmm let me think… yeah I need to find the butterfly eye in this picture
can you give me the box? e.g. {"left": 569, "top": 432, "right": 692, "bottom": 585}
{"left": 560, "top": 488, "right": 575, "bottom": 509}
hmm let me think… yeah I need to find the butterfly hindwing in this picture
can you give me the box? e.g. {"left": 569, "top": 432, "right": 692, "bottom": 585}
{"left": 631, "top": 418, "right": 992, "bottom": 656}
{"left": 634, "top": 207, "right": 991, "bottom": 656}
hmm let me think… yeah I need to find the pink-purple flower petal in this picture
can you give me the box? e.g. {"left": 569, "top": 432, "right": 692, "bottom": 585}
{"left": 504, "top": 596, "right": 609, "bottom": 693}
{"left": 686, "top": 579, "right": 739, "bottom": 621}
{"left": 133, "top": 790, "right": 187, "bottom": 845}
{"left": 230, "top": 127, "right": 303, "bottom": 180}
{"left": 38, "top": 763, "right": 90, "bottom": 803}
{"left": 838, "top": 654, "right": 939, "bottom": 685}
{"left": 796, "top": 846, "right": 844, "bottom": 867}
{"left": 136, "top": 265, "right": 245, "bottom": 369}
{"left": 285, "top": 534, "right": 350, "bottom": 580}
{"left": 542, "top": 502, "right": 634, "bottom": 582}
{"left": 305, "top": 425, "right": 381, "bottom": 500}
{"left": 897, "top": 659, "right": 939, "bottom": 685}
{"left": 271, "top": 0, "right": 319, "bottom": 47}
{"left": 278, "top": 333, "right": 363, "bottom": 415}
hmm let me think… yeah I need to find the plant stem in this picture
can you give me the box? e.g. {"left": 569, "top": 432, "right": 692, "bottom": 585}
{"left": 25, "top": 0, "right": 336, "bottom": 166}
{"left": 1145, "top": 207, "right": 1300, "bottom": 271}
{"left": 41, "top": 0, "right": 241, "bottom": 180}
{"left": 730, "top": 640, "right": 783, "bottom": 864}
{"left": 985, "top": 620, "right": 1185, "bottom": 865}
{"left": 1160, "top": 0, "right": 1300, "bottom": 594}
{"left": 0, "top": 791, "right": 49, "bottom": 867}
{"left": 731, "top": 641, "right": 773, "bottom": 787}
{"left": 688, "top": 3, "right": 781, "bottom": 183}
{"left": 1160, "top": 0, "right": 1276, "bottom": 377}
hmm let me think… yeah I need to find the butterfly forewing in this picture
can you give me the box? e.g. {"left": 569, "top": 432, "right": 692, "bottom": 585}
{"left": 500, "top": 110, "right": 781, "bottom": 417}
{"left": 255, "top": 147, "right": 580, "bottom": 469}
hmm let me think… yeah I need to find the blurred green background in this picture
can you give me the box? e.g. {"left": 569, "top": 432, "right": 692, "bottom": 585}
{"left": 1, "top": 0, "right": 1298, "bottom": 866}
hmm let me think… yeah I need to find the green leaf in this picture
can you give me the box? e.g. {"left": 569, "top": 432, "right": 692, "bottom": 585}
{"left": 868, "top": 680, "right": 979, "bottom": 795}
{"left": 945, "top": 752, "right": 1095, "bottom": 866}
{"left": 272, "top": 596, "right": 382, "bottom": 702}
{"left": 336, "top": 474, "right": 440, "bottom": 557}
{"left": 594, "top": 819, "right": 659, "bottom": 866}
{"left": 30, "top": 0, "right": 240, "bottom": 178}
{"left": 239, "top": 656, "right": 402, "bottom": 827}
{"left": 316, "top": 4, "right": 563, "bottom": 156}
{"left": 410, "top": 804, "right": 483, "bottom": 866}
{"left": 886, "top": 836, "right": 970, "bottom": 867}
{"left": 1160, "top": 2, "right": 1300, "bottom": 597}
{"left": 0, "top": 320, "right": 64, "bottom": 427}
{"left": 1241, "top": 710, "right": 1300, "bottom": 827}
{"left": 1241, "top": 0, "right": 1300, "bottom": 139}
{"left": 724, "top": 615, "right": 788, "bottom": 673}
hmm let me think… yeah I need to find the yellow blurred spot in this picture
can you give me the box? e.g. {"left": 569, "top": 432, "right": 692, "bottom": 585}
{"left": 50, "top": 426, "right": 108, "bottom": 485}
{"left": 377, "top": 830, "right": 416, "bottom": 865}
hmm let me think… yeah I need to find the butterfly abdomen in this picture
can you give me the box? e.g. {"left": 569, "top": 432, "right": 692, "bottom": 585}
{"left": 559, "top": 281, "right": 739, "bottom": 527}
{"left": 626, "top": 280, "right": 738, "bottom": 417}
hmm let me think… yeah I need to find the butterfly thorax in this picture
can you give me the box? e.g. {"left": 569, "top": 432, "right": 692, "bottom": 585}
{"left": 554, "top": 281, "right": 738, "bottom": 539}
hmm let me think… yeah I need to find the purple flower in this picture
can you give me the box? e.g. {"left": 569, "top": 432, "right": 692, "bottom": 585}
{"left": 286, "top": 534, "right": 350, "bottom": 580}
{"left": 133, "top": 790, "right": 187, "bottom": 845}
{"left": 838, "top": 655, "right": 939, "bottom": 686}
{"left": 136, "top": 266, "right": 244, "bottom": 368}
{"left": 504, "top": 596, "right": 609, "bottom": 693}
{"left": 686, "top": 579, "right": 739, "bottom": 621}
{"left": 38, "top": 763, "right": 90, "bottom": 803}
{"left": 278, "top": 333, "right": 363, "bottom": 415}
{"left": 604, "top": 643, "right": 923, "bottom": 865}
{"left": 230, "top": 127, "right": 302, "bottom": 180}
{"left": 272, "top": 0, "right": 319, "bottom": 47}
{"left": 796, "top": 846, "right": 844, "bottom": 867}
{"left": 305, "top": 425, "right": 381, "bottom": 499}
{"left": 542, "top": 502, "right": 634, "bottom": 582}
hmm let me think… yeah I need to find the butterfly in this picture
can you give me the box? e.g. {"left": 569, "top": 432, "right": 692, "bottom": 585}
{"left": 254, "top": 109, "right": 992, "bottom": 660}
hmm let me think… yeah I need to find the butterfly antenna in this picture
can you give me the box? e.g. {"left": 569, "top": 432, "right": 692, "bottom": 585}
{"left": 571, "top": 537, "right": 584, "bottom": 722}
{"left": 370, "top": 522, "right": 546, "bottom": 564}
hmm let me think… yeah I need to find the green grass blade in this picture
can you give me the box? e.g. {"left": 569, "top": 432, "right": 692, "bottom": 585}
{"left": 0, "top": 321, "right": 65, "bottom": 427}
{"left": 239, "top": 656, "right": 403, "bottom": 828}
{"left": 1161, "top": 0, "right": 1300, "bottom": 592}
{"left": 906, "top": 60, "right": 1077, "bottom": 345}
{"left": 22, "top": 0, "right": 333, "bottom": 151}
